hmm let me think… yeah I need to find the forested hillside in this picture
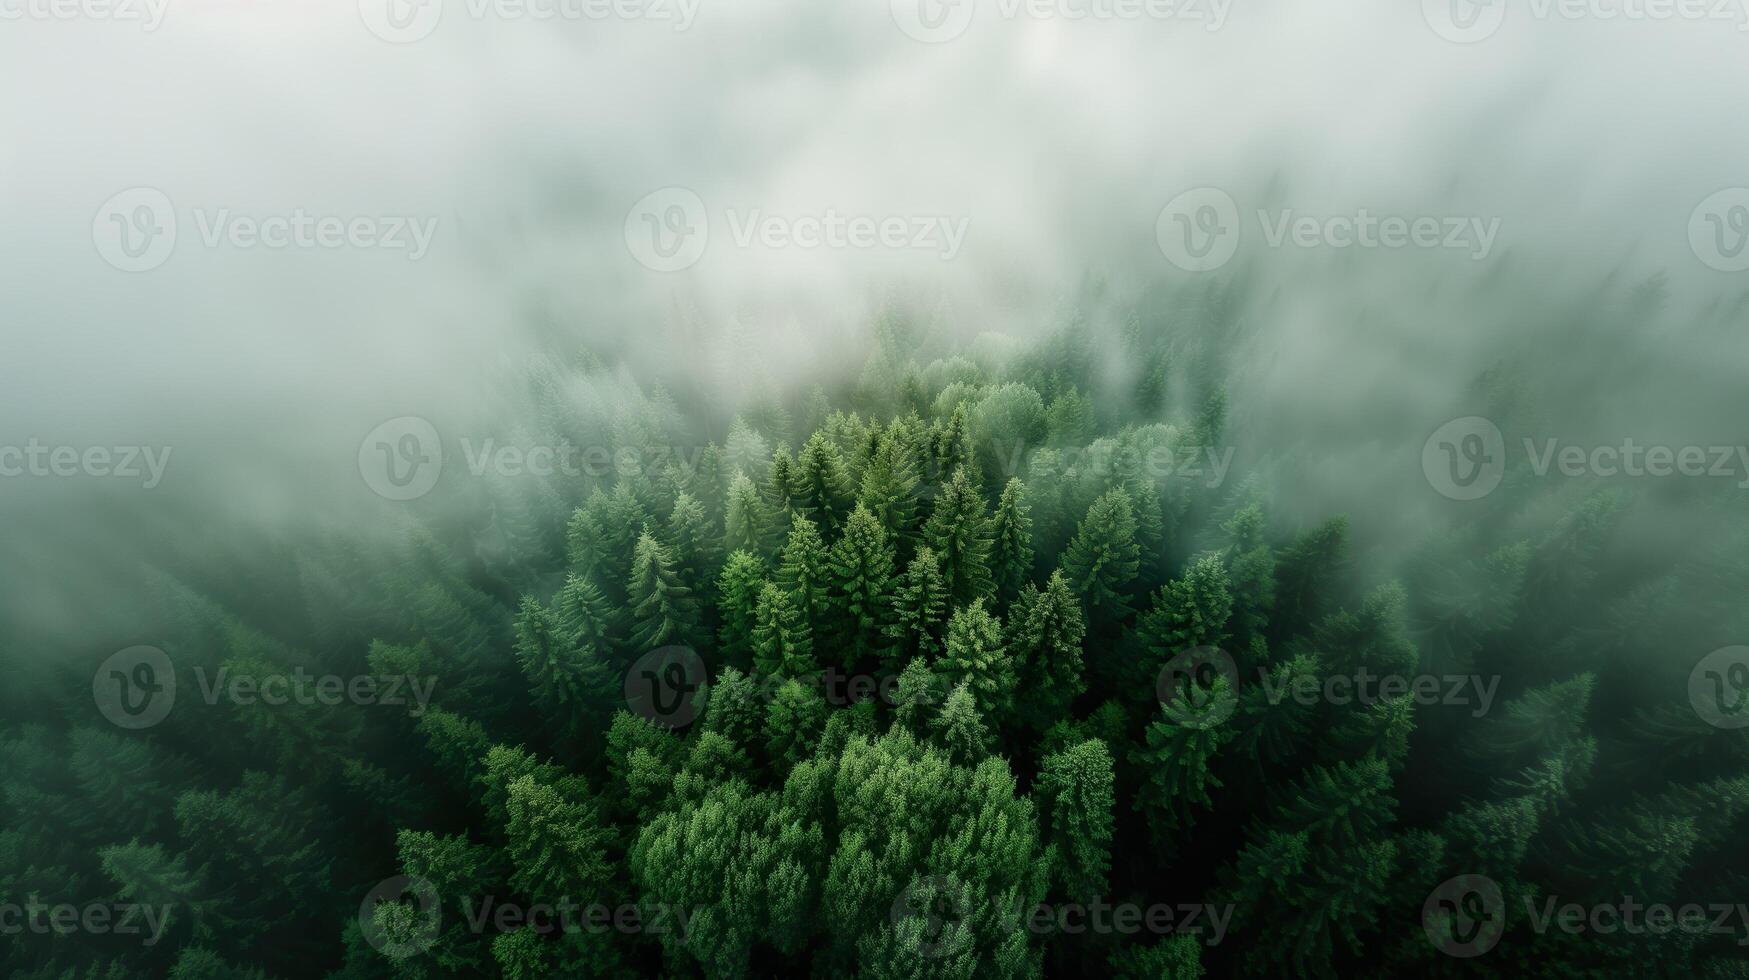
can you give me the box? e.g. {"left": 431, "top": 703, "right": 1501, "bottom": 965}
{"left": 5, "top": 312, "right": 1748, "bottom": 979}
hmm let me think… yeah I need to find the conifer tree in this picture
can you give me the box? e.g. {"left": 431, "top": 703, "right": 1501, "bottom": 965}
{"left": 796, "top": 430, "right": 854, "bottom": 531}
{"left": 886, "top": 546, "right": 951, "bottom": 668}
{"left": 990, "top": 477, "right": 1036, "bottom": 602}
{"left": 932, "top": 681, "right": 992, "bottom": 765}
{"left": 938, "top": 599, "right": 1014, "bottom": 722}
{"left": 715, "top": 550, "right": 767, "bottom": 669}
{"left": 513, "top": 595, "right": 610, "bottom": 738}
{"left": 628, "top": 531, "right": 703, "bottom": 651}
{"left": 1006, "top": 570, "right": 1087, "bottom": 730}
{"left": 666, "top": 489, "right": 719, "bottom": 591}
{"left": 777, "top": 512, "right": 833, "bottom": 632}
{"left": 1060, "top": 487, "right": 1141, "bottom": 628}
{"left": 1036, "top": 738, "right": 1115, "bottom": 901}
{"left": 723, "top": 471, "right": 772, "bottom": 557}
{"left": 829, "top": 503, "right": 897, "bottom": 666}
{"left": 766, "top": 679, "right": 830, "bottom": 768}
{"left": 752, "top": 582, "right": 817, "bottom": 679}
{"left": 923, "top": 466, "right": 996, "bottom": 607}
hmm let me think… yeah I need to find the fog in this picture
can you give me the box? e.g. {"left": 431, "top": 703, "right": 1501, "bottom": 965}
{"left": 4, "top": 0, "right": 1748, "bottom": 653}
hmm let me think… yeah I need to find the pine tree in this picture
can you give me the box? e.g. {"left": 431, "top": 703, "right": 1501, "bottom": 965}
{"left": 830, "top": 503, "right": 897, "bottom": 667}
{"left": 513, "top": 595, "right": 610, "bottom": 737}
{"left": 766, "top": 678, "right": 830, "bottom": 768}
{"left": 1061, "top": 487, "right": 1141, "bottom": 628}
{"left": 886, "top": 546, "right": 951, "bottom": 669}
{"left": 716, "top": 550, "right": 767, "bottom": 669}
{"left": 923, "top": 466, "right": 995, "bottom": 606}
{"left": 1133, "top": 680, "right": 1233, "bottom": 839}
{"left": 990, "top": 477, "right": 1036, "bottom": 602}
{"left": 777, "top": 512, "right": 833, "bottom": 632}
{"left": 938, "top": 599, "right": 1014, "bottom": 723}
{"left": 1036, "top": 738, "right": 1115, "bottom": 901}
{"left": 753, "top": 581, "right": 817, "bottom": 679}
{"left": 796, "top": 430, "right": 854, "bottom": 531}
{"left": 858, "top": 430, "right": 922, "bottom": 547}
{"left": 628, "top": 531, "right": 703, "bottom": 651}
{"left": 1006, "top": 570, "right": 1088, "bottom": 730}
{"left": 724, "top": 471, "right": 773, "bottom": 557}
{"left": 1138, "top": 552, "right": 1234, "bottom": 663}
{"left": 932, "top": 681, "right": 992, "bottom": 765}
{"left": 666, "top": 490, "right": 719, "bottom": 591}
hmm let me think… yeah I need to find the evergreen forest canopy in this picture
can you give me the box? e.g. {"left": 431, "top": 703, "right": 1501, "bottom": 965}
{"left": 5, "top": 307, "right": 1749, "bottom": 980}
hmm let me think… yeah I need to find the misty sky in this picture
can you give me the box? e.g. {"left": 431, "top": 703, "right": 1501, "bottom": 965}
{"left": 3, "top": 0, "right": 1748, "bottom": 641}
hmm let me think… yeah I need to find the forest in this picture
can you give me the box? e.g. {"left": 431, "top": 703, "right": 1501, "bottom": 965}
{"left": 4, "top": 294, "right": 1748, "bottom": 980}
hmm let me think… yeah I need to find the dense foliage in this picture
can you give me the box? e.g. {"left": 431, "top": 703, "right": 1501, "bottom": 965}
{"left": 5, "top": 313, "right": 1748, "bottom": 979}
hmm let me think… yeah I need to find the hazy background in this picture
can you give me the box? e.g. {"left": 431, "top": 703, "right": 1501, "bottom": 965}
{"left": 3, "top": 0, "right": 1747, "bottom": 653}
